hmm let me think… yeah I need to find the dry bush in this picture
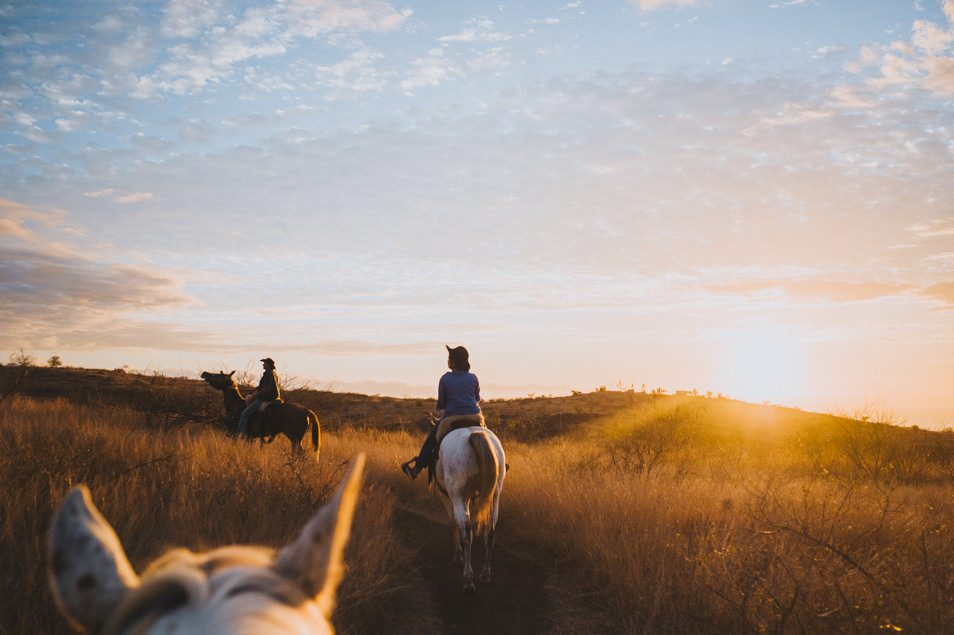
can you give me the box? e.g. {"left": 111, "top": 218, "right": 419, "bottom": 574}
{"left": 0, "top": 397, "right": 429, "bottom": 635}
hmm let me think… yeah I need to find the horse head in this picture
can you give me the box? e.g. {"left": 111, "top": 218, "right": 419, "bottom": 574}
{"left": 200, "top": 370, "right": 236, "bottom": 391}
{"left": 48, "top": 454, "right": 365, "bottom": 634}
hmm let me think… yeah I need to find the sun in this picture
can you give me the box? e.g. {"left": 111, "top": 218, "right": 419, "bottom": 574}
{"left": 718, "top": 325, "right": 807, "bottom": 406}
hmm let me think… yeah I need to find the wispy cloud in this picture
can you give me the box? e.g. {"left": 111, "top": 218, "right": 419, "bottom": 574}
{"left": 439, "top": 17, "right": 511, "bottom": 43}
{"left": 116, "top": 192, "right": 154, "bottom": 204}
{"left": 769, "top": 0, "right": 811, "bottom": 8}
{"left": 315, "top": 47, "right": 389, "bottom": 98}
{"left": 910, "top": 218, "right": 954, "bottom": 239}
{"left": 920, "top": 282, "right": 954, "bottom": 306}
{"left": 708, "top": 279, "right": 911, "bottom": 303}
{"left": 629, "top": 0, "right": 703, "bottom": 10}
{"left": 841, "top": 0, "right": 954, "bottom": 97}
{"left": 743, "top": 103, "right": 832, "bottom": 135}
{"left": 161, "top": 0, "right": 223, "bottom": 39}
{"left": 400, "top": 47, "right": 460, "bottom": 91}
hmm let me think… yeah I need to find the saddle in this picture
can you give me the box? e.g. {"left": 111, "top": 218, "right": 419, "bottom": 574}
{"left": 426, "top": 414, "right": 486, "bottom": 483}
{"left": 435, "top": 413, "right": 486, "bottom": 445}
{"left": 247, "top": 399, "right": 284, "bottom": 441}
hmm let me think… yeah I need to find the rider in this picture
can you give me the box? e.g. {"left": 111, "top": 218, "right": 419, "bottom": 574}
{"left": 236, "top": 357, "right": 282, "bottom": 437}
{"left": 401, "top": 345, "right": 482, "bottom": 480}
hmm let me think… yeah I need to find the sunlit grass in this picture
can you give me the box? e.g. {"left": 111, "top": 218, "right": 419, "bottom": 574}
{"left": 2, "top": 388, "right": 953, "bottom": 634}
{"left": 0, "top": 397, "right": 432, "bottom": 635}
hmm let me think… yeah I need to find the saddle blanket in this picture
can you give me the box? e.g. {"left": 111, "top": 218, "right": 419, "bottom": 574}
{"left": 436, "top": 413, "right": 486, "bottom": 444}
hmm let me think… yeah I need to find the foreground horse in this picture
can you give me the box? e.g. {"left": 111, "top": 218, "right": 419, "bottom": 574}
{"left": 47, "top": 454, "right": 365, "bottom": 635}
{"left": 434, "top": 426, "right": 506, "bottom": 594}
{"left": 201, "top": 370, "right": 320, "bottom": 459}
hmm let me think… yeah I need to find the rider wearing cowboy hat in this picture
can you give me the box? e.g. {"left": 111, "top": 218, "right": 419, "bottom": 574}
{"left": 236, "top": 357, "right": 282, "bottom": 437}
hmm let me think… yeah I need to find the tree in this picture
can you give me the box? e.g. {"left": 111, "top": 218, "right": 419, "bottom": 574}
{"left": 48, "top": 355, "right": 62, "bottom": 368}
{"left": 9, "top": 348, "right": 34, "bottom": 367}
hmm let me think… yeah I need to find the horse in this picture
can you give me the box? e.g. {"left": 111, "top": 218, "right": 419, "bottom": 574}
{"left": 201, "top": 370, "right": 320, "bottom": 459}
{"left": 47, "top": 453, "right": 365, "bottom": 635}
{"left": 434, "top": 425, "right": 506, "bottom": 594}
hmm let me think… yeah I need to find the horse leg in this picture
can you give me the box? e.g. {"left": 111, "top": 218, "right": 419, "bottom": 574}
{"left": 440, "top": 494, "right": 463, "bottom": 564}
{"left": 453, "top": 498, "right": 475, "bottom": 594}
{"left": 478, "top": 492, "right": 501, "bottom": 583}
{"left": 290, "top": 432, "right": 303, "bottom": 456}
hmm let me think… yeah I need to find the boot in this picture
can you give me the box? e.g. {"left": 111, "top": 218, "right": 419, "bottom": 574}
{"left": 401, "top": 459, "right": 420, "bottom": 480}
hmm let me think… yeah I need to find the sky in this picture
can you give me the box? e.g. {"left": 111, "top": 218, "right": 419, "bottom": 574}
{"left": 1, "top": 0, "right": 953, "bottom": 428}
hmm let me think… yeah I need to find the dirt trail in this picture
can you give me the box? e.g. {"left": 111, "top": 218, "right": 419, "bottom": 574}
{"left": 394, "top": 502, "right": 553, "bottom": 634}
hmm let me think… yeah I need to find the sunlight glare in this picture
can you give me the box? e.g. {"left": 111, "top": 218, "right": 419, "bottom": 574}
{"left": 719, "top": 326, "right": 806, "bottom": 406}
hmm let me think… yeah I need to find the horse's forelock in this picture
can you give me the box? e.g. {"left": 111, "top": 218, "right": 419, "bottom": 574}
{"left": 104, "top": 546, "right": 324, "bottom": 635}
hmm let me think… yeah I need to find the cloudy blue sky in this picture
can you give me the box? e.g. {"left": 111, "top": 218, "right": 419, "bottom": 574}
{"left": 2, "top": 0, "right": 953, "bottom": 426}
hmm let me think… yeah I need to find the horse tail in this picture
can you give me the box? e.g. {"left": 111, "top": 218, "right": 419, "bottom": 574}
{"left": 309, "top": 409, "right": 321, "bottom": 460}
{"left": 468, "top": 430, "right": 498, "bottom": 534}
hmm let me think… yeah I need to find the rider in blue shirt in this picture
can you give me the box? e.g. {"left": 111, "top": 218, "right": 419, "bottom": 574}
{"left": 401, "top": 345, "right": 481, "bottom": 480}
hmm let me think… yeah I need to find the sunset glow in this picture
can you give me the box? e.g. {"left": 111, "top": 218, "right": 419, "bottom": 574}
{"left": 1, "top": 1, "right": 953, "bottom": 427}
{"left": 719, "top": 326, "right": 807, "bottom": 406}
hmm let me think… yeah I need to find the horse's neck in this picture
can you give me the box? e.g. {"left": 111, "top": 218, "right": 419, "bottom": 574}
{"left": 223, "top": 385, "right": 245, "bottom": 417}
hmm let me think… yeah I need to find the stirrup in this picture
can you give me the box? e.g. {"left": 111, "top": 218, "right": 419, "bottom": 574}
{"left": 401, "top": 460, "right": 417, "bottom": 480}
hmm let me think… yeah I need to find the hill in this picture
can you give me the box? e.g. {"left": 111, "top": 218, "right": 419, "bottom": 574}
{"left": 2, "top": 363, "right": 954, "bottom": 633}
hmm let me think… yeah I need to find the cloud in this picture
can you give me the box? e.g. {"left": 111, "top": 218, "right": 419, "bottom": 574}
{"left": 467, "top": 47, "right": 511, "bottom": 73}
{"left": 315, "top": 47, "right": 389, "bottom": 98}
{"left": 629, "top": 0, "right": 703, "bottom": 10}
{"left": 438, "top": 16, "right": 510, "bottom": 43}
{"left": 920, "top": 282, "right": 954, "bottom": 305}
{"left": 84, "top": 189, "right": 115, "bottom": 199}
{"left": 841, "top": 4, "right": 954, "bottom": 97}
{"left": 0, "top": 208, "right": 197, "bottom": 351}
{"left": 925, "top": 55, "right": 954, "bottom": 94}
{"left": 769, "top": 0, "right": 810, "bottom": 7}
{"left": 909, "top": 218, "right": 954, "bottom": 238}
{"left": 709, "top": 279, "right": 911, "bottom": 303}
{"left": 283, "top": 340, "right": 436, "bottom": 356}
{"left": 0, "top": 199, "right": 70, "bottom": 244}
{"left": 743, "top": 103, "right": 832, "bottom": 135}
{"left": 161, "top": 0, "right": 223, "bottom": 39}
{"left": 0, "top": 246, "right": 189, "bottom": 316}
{"left": 136, "top": 0, "right": 410, "bottom": 96}
{"left": 400, "top": 48, "right": 460, "bottom": 91}
{"left": 913, "top": 18, "right": 954, "bottom": 56}
{"left": 115, "top": 192, "right": 154, "bottom": 204}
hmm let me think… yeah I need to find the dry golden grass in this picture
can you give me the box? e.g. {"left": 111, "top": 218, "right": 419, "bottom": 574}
{"left": 0, "top": 396, "right": 434, "bottom": 635}
{"left": 501, "top": 401, "right": 954, "bottom": 633}
{"left": 3, "top": 381, "right": 953, "bottom": 634}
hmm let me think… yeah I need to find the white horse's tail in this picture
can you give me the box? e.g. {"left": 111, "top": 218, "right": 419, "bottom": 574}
{"left": 469, "top": 430, "right": 499, "bottom": 534}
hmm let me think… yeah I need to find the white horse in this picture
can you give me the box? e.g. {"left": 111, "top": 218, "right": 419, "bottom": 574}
{"left": 434, "top": 426, "right": 506, "bottom": 594}
{"left": 47, "top": 454, "right": 365, "bottom": 635}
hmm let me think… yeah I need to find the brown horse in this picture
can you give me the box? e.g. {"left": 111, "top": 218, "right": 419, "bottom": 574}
{"left": 201, "top": 370, "right": 320, "bottom": 459}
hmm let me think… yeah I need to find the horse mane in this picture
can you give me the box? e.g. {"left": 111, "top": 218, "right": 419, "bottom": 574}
{"left": 467, "top": 430, "right": 499, "bottom": 534}
{"left": 103, "top": 547, "right": 318, "bottom": 635}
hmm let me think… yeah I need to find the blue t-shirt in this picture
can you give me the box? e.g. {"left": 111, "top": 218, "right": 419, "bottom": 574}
{"left": 437, "top": 371, "right": 481, "bottom": 416}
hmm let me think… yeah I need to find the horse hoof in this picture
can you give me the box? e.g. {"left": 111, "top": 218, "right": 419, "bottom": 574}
{"left": 463, "top": 581, "right": 476, "bottom": 596}
{"left": 452, "top": 553, "right": 463, "bottom": 566}
{"left": 478, "top": 571, "right": 491, "bottom": 584}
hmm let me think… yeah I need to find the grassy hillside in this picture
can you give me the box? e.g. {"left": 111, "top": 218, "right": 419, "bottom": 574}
{"left": 2, "top": 365, "right": 953, "bottom": 633}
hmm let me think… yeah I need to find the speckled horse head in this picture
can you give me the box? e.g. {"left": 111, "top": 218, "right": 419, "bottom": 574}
{"left": 47, "top": 454, "right": 365, "bottom": 634}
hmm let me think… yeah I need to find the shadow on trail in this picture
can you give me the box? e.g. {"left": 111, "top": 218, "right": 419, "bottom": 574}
{"left": 394, "top": 504, "right": 552, "bottom": 635}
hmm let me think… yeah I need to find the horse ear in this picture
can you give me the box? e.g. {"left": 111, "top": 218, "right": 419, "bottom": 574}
{"left": 229, "top": 370, "right": 235, "bottom": 377}
{"left": 273, "top": 453, "right": 365, "bottom": 617}
{"left": 48, "top": 486, "right": 139, "bottom": 633}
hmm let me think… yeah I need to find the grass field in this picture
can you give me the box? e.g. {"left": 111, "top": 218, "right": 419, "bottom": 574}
{"left": 1, "top": 366, "right": 952, "bottom": 633}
